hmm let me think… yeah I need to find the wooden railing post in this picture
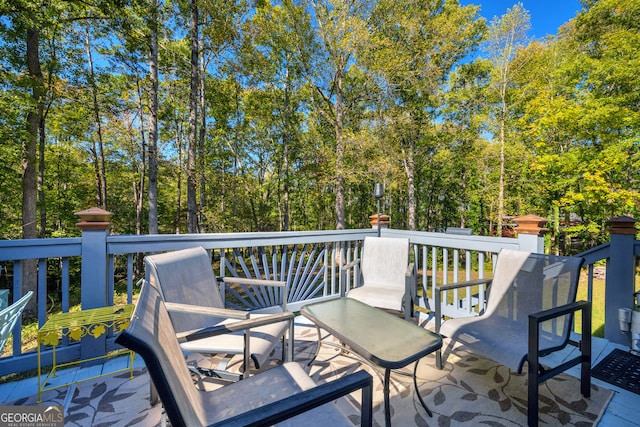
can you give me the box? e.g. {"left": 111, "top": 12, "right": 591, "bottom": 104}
{"left": 513, "top": 214, "right": 548, "bottom": 253}
{"left": 605, "top": 215, "right": 638, "bottom": 345}
{"left": 75, "top": 207, "right": 112, "bottom": 360}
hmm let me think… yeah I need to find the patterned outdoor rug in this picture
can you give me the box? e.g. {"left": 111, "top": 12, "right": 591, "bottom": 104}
{"left": 6, "top": 319, "right": 613, "bottom": 426}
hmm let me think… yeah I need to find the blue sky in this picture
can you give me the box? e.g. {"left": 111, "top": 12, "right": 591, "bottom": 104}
{"left": 460, "top": 0, "right": 584, "bottom": 39}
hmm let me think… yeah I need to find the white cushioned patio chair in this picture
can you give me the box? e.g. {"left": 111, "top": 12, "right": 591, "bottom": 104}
{"left": 434, "top": 249, "right": 590, "bottom": 427}
{"left": 145, "top": 246, "right": 292, "bottom": 380}
{"left": 116, "top": 281, "right": 373, "bottom": 427}
{"left": 0, "top": 291, "right": 33, "bottom": 353}
{"left": 344, "top": 236, "right": 416, "bottom": 320}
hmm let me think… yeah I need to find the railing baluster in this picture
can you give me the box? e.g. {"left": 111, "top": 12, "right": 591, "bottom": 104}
{"left": 478, "top": 251, "right": 486, "bottom": 313}
{"left": 3, "top": 227, "right": 626, "bottom": 376}
{"left": 108, "top": 254, "right": 115, "bottom": 306}
{"left": 126, "top": 253, "right": 134, "bottom": 304}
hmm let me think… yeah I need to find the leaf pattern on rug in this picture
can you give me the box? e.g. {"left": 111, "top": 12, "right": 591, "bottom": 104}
{"left": 3, "top": 325, "right": 612, "bottom": 426}
{"left": 416, "top": 344, "right": 612, "bottom": 427}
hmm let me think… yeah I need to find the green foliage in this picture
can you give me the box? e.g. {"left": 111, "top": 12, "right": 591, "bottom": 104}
{"left": 0, "top": 0, "right": 638, "bottom": 251}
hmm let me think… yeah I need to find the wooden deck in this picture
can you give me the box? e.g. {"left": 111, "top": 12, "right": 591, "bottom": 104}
{"left": 543, "top": 335, "right": 639, "bottom": 426}
{"left": 0, "top": 333, "right": 637, "bottom": 425}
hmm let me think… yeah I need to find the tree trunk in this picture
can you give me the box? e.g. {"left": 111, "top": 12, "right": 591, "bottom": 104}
{"left": 334, "top": 73, "right": 345, "bottom": 230}
{"left": 186, "top": 0, "right": 199, "bottom": 233}
{"left": 175, "top": 118, "right": 183, "bottom": 234}
{"left": 282, "top": 68, "right": 291, "bottom": 231}
{"left": 497, "top": 78, "right": 507, "bottom": 235}
{"left": 135, "top": 78, "right": 147, "bottom": 236}
{"left": 147, "top": 0, "right": 159, "bottom": 234}
{"left": 23, "top": 26, "right": 44, "bottom": 316}
{"left": 405, "top": 140, "right": 416, "bottom": 231}
{"left": 84, "top": 24, "right": 107, "bottom": 210}
{"left": 38, "top": 108, "right": 46, "bottom": 238}
{"left": 198, "top": 39, "right": 207, "bottom": 232}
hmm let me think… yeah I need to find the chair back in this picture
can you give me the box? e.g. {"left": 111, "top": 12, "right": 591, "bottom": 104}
{"left": 360, "top": 236, "right": 410, "bottom": 291}
{"left": 145, "top": 247, "right": 224, "bottom": 334}
{"left": 486, "top": 249, "right": 584, "bottom": 350}
{"left": 0, "top": 291, "right": 33, "bottom": 353}
{"left": 115, "top": 281, "right": 204, "bottom": 427}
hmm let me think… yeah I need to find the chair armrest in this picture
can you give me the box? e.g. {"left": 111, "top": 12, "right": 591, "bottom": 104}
{"left": 220, "top": 277, "right": 286, "bottom": 288}
{"left": 529, "top": 300, "right": 591, "bottom": 323}
{"left": 528, "top": 300, "right": 592, "bottom": 356}
{"left": 164, "top": 302, "right": 249, "bottom": 320}
{"left": 182, "top": 311, "right": 295, "bottom": 341}
{"left": 434, "top": 278, "right": 492, "bottom": 292}
{"left": 405, "top": 262, "right": 414, "bottom": 277}
{"left": 340, "top": 258, "right": 360, "bottom": 271}
{"left": 339, "top": 258, "right": 361, "bottom": 298}
{"left": 528, "top": 300, "right": 591, "bottom": 389}
{"left": 403, "top": 263, "right": 416, "bottom": 320}
{"left": 434, "top": 278, "right": 493, "bottom": 333}
{"left": 212, "top": 369, "right": 373, "bottom": 427}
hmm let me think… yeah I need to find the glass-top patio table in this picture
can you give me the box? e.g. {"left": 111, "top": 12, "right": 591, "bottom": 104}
{"left": 300, "top": 298, "right": 442, "bottom": 427}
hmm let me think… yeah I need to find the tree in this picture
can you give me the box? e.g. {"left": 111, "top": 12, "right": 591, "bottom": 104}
{"left": 148, "top": 0, "right": 160, "bottom": 234}
{"left": 484, "top": 3, "right": 530, "bottom": 234}
{"left": 237, "top": 0, "right": 312, "bottom": 230}
{"left": 0, "top": 0, "right": 52, "bottom": 314}
{"left": 185, "top": 0, "right": 199, "bottom": 233}
{"left": 441, "top": 59, "right": 492, "bottom": 231}
{"left": 367, "top": 0, "right": 485, "bottom": 230}
{"left": 82, "top": 22, "right": 109, "bottom": 210}
{"left": 306, "top": 0, "right": 374, "bottom": 230}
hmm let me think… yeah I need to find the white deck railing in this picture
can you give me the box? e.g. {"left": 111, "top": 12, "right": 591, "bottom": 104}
{"left": 1, "top": 221, "right": 637, "bottom": 376}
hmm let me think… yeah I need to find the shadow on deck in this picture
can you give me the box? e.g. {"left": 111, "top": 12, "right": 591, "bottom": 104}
{"left": 0, "top": 316, "right": 637, "bottom": 426}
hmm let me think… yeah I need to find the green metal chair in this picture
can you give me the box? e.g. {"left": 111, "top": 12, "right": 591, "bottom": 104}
{"left": 0, "top": 291, "right": 33, "bottom": 353}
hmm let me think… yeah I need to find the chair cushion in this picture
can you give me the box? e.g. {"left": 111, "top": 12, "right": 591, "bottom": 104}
{"left": 360, "top": 237, "right": 409, "bottom": 291}
{"left": 347, "top": 286, "right": 405, "bottom": 312}
{"left": 439, "top": 249, "right": 584, "bottom": 373}
{"left": 200, "top": 362, "right": 353, "bottom": 426}
{"left": 180, "top": 314, "right": 290, "bottom": 367}
{"left": 145, "top": 246, "right": 290, "bottom": 370}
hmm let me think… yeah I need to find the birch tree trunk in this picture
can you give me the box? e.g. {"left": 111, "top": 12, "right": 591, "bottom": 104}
{"left": 147, "top": 0, "right": 159, "bottom": 234}
{"left": 485, "top": 4, "right": 530, "bottom": 235}
{"left": 135, "top": 78, "right": 147, "bottom": 236}
{"left": 403, "top": 141, "right": 416, "bottom": 231}
{"left": 334, "top": 72, "right": 345, "bottom": 230}
{"left": 186, "top": 0, "right": 199, "bottom": 233}
{"left": 198, "top": 39, "right": 207, "bottom": 232}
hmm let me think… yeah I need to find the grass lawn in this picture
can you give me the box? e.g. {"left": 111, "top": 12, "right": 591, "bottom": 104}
{"left": 576, "top": 276, "right": 605, "bottom": 337}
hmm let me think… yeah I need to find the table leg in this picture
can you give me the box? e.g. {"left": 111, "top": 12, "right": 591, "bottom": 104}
{"left": 384, "top": 368, "right": 391, "bottom": 427}
{"left": 307, "top": 326, "right": 323, "bottom": 366}
{"left": 37, "top": 344, "right": 42, "bottom": 403}
{"left": 413, "top": 360, "right": 433, "bottom": 417}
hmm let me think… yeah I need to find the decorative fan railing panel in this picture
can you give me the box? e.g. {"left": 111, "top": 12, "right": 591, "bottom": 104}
{"left": 219, "top": 243, "right": 332, "bottom": 311}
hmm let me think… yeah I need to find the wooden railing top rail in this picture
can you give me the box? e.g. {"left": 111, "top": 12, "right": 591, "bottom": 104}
{"left": 106, "top": 229, "right": 379, "bottom": 254}
{"left": 0, "top": 238, "right": 81, "bottom": 261}
{"left": 383, "top": 229, "right": 521, "bottom": 252}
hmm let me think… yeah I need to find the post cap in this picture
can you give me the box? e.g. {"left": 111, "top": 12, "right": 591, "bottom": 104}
{"left": 75, "top": 207, "right": 112, "bottom": 231}
{"left": 369, "top": 213, "right": 390, "bottom": 227}
{"left": 607, "top": 215, "right": 638, "bottom": 235}
{"left": 512, "top": 214, "right": 549, "bottom": 236}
